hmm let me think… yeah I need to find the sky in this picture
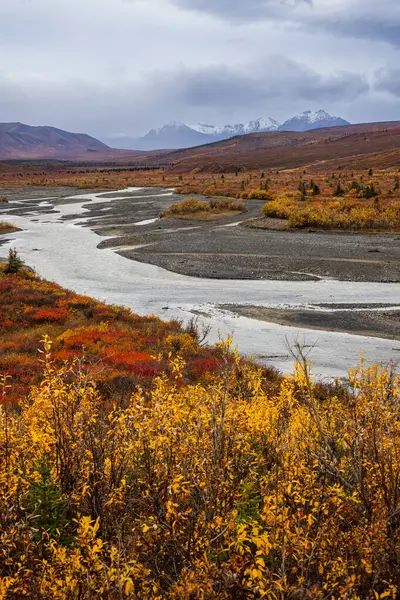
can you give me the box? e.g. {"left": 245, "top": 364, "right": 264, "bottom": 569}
{"left": 1, "top": 0, "right": 399, "bottom": 143}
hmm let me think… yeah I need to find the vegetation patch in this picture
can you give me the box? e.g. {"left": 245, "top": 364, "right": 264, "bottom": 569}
{"left": 0, "top": 221, "right": 20, "bottom": 235}
{"left": 262, "top": 188, "right": 400, "bottom": 231}
{"left": 1, "top": 329, "right": 400, "bottom": 597}
{"left": 1, "top": 163, "right": 400, "bottom": 233}
{"left": 0, "top": 270, "right": 226, "bottom": 404}
{"left": 160, "top": 196, "right": 246, "bottom": 219}
{"left": 1, "top": 268, "right": 400, "bottom": 597}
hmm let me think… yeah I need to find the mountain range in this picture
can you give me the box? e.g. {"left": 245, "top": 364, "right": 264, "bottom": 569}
{"left": 120, "top": 110, "right": 351, "bottom": 150}
{"left": 0, "top": 119, "right": 399, "bottom": 172}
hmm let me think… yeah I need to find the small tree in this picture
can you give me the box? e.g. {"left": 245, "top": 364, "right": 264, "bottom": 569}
{"left": 310, "top": 180, "right": 320, "bottom": 196}
{"left": 333, "top": 183, "right": 345, "bottom": 197}
{"left": 4, "top": 248, "right": 24, "bottom": 274}
{"left": 298, "top": 180, "right": 307, "bottom": 195}
{"left": 23, "top": 461, "right": 70, "bottom": 544}
{"left": 361, "top": 182, "right": 379, "bottom": 199}
{"left": 349, "top": 180, "right": 361, "bottom": 193}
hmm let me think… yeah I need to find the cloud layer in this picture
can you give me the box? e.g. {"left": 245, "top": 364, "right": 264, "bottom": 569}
{"left": 171, "top": 0, "right": 311, "bottom": 22}
{"left": 0, "top": 0, "right": 398, "bottom": 141}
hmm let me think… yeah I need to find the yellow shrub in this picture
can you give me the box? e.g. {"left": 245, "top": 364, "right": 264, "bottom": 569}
{"left": 1, "top": 340, "right": 400, "bottom": 597}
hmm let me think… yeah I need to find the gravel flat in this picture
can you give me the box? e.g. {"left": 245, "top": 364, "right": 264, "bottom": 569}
{"left": 222, "top": 305, "right": 400, "bottom": 341}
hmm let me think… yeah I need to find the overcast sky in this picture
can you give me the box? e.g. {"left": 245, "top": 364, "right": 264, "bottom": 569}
{"left": 1, "top": 0, "right": 399, "bottom": 142}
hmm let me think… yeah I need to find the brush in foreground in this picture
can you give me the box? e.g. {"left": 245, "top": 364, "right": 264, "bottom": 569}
{"left": 1, "top": 337, "right": 400, "bottom": 598}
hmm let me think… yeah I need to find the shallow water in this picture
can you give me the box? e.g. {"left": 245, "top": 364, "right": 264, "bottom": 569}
{"left": 2, "top": 186, "right": 400, "bottom": 378}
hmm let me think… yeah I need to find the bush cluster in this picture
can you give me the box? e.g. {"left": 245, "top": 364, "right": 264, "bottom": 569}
{"left": 1, "top": 340, "right": 400, "bottom": 598}
{"left": 263, "top": 193, "right": 400, "bottom": 231}
{"left": 161, "top": 197, "right": 246, "bottom": 217}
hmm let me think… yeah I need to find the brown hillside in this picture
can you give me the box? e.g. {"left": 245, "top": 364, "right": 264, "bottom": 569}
{"left": 156, "top": 122, "right": 400, "bottom": 172}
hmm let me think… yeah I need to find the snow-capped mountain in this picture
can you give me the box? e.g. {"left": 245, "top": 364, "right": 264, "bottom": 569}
{"left": 131, "top": 117, "right": 281, "bottom": 150}
{"left": 191, "top": 117, "right": 280, "bottom": 137}
{"left": 278, "top": 110, "right": 350, "bottom": 132}
{"left": 127, "top": 111, "right": 350, "bottom": 150}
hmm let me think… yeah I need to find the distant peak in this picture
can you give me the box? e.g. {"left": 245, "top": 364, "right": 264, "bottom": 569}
{"left": 279, "top": 110, "right": 350, "bottom": 132}
{"left": 296, "top": 109, "right": 336, "bottom": 122}
{"left": 167, "top": 120, "right": 186, "bottom": 127}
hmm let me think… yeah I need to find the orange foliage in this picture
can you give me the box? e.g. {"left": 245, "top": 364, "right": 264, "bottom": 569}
{"left": 0, "top": 271, "right": 223, "bottom": 404}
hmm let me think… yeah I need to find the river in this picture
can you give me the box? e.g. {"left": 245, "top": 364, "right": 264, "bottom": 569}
{"left": 2, "top": 186, "right": 400, "bottom": 378}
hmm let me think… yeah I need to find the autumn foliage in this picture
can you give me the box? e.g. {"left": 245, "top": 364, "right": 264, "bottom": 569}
{"left": 160, "top": 197, "right": 246, "bottom": 218}
{"left": 0, "top": 270, "right": 399, "bottom": 597}
{"left": 1, "top": 335, "right": 400, "bottom": 598}
{"left": 0, "top": 270, "right": 221, "bottom": 404}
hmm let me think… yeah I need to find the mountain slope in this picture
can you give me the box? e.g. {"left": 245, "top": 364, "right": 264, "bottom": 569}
{"left": 279, "top": 110, "right": 350, "bottom": 132}
{"left": 0, "top": 122, "right": 110, "bottom": 159}
{"left": 133, "top": 122, "right": 211, "bottom": 150}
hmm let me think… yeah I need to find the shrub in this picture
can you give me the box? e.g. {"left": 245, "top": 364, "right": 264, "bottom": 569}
{"left": 161, "top": 197, "right": 209, "bottom": 216}
{"left": 209, "top": 198, "right": 246, "bottom": 212}
{"left": 4, "top": 248, "right": 24, "bottom": 274}
{"left": 262, "top": 192, "right": 295, "bottom": 218}
{"left": 2, "top": 347, "right": 400, "bottom": 597}
{"left": 360, "top": 182, "right": 380, "bottom": 199}
{"left": 247, "top": 189, "right": 276, "bottom": 200}
{"left": 333, "top": 183, "right": 345, "bottom": 197}
{"left": 23, "top": 461, "right": 70, "bottom": 543}
{"left": 162, "top": 197, "right": 246, "bottom": 217}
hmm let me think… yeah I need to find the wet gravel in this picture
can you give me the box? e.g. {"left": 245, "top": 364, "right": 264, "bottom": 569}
{"left": 222, "top": 305, "right": 400, "bottom": 341}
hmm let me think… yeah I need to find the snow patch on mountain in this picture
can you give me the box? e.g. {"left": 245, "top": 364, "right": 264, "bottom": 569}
{"left": 191, "top": 117, "right": 280, "bottom": 136}
{"left": 279, "top": 110, "right": 350, "bottom": 132}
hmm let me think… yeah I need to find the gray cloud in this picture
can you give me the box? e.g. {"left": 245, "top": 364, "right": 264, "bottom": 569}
{"left": 170, "top": 0, "right": 400, "bottom": 48}
{"left": 374, "top": 68, "right": 400, "bottom": 97}
{"left": 162, "top": 58, "right": 369, "bottom": 109}
{"left": 0, "top": 58, "right": 369, "bottom": 141}
{"left": 315, "top": 4, "right": 400, "bottom": 48}
{"left": 0, "top": 0, "right": 394, "bottom": 140}
{"left": 171, "top": 0, "right": 311, "bottom": 21}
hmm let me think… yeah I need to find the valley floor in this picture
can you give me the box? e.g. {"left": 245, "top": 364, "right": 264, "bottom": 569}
{"left": 1, "top": 185, "right": 400, "bottom": 376}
